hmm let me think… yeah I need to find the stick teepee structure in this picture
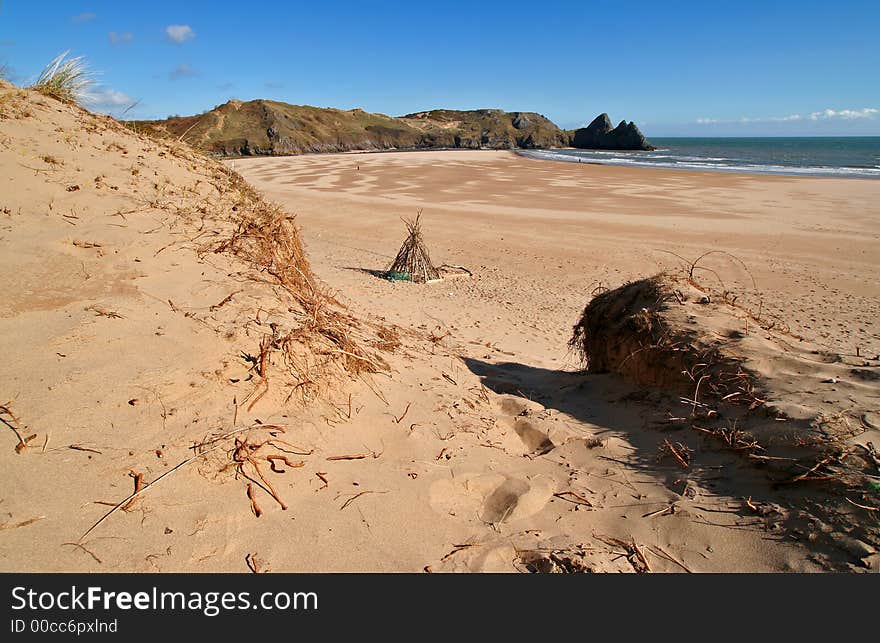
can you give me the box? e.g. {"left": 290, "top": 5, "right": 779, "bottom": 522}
{"left": 387, "top": 211, "right": 441, "bottom": 283}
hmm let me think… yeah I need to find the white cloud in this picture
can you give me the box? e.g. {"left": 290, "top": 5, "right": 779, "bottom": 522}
{"left": 696, "top": 108, "right": 879, "bottom": 125}
{"left": 808, "top": 108, "right": 879, "bottom": 121}
{"left": 84, "top": 88, "right": 136, "bottom": 114}
{"left": 165, "top": 24, "right": 195, "bottom": 43}
{"left": 737, "top": 114, "right": 802, "bottom": 123}
{"left": 108, "top": 32, "right": 134, "bottom": 45}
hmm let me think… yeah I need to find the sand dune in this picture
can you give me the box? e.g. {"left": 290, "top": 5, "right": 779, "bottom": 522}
{"left": 2, "top": 82, "right": 878, "bottom": 573}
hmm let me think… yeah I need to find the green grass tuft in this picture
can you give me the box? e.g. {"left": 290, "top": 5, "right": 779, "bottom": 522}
{"left": 30, "top": 51, "right": 95, "bottom": 104}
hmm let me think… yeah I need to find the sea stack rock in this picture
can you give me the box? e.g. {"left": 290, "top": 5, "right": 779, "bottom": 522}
{"left": 571, "top": 113, "right": 655, "bottom": 151}
{"left": 571, "top": 113, "right": 614, "bottom": 148}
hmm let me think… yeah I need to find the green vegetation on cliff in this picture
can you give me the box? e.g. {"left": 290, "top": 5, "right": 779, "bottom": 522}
{"left": 133, "top": 100, "right": 571, "bottom": 156}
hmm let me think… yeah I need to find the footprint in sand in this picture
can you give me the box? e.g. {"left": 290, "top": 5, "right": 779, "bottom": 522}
{"left": 481, "top": 477, "right": 532, "bottom": 523}
{"left": 512, "top": 418, "right": 555, "bottom": 455}
{"left": 498, "top": 397, "right": 529, "bottom": 416}
{"left": 494, "top": 395, "right": 555, "bottom": 455}
{"left": 429, "top": 473, "right": 554, "bottom": 525}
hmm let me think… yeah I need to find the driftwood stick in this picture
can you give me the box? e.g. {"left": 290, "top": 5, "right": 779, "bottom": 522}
{"left": 69, "top": 444, "right": 102, "bottom": 454}
{"left": 846, "top": 497, "right": 880, "bottom": 512}
{"left": 79, "top": 439, "right": 229, "bottom": 542}
{"left": 649, "top": 545, "right": 692, "bottom": 573}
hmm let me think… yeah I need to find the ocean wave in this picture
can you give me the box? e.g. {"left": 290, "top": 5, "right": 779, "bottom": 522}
{"left": 521, "top": 149, "right": 880, "bottom": 179}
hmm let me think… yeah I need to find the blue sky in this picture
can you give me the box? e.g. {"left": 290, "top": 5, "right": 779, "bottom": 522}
{"left": 1, "top": 0, "right": 878, "bottom": 135}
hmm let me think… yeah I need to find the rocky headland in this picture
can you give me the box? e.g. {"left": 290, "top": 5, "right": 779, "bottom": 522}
{"left": 134, "top": 102, "right": 655, "bottom": 156}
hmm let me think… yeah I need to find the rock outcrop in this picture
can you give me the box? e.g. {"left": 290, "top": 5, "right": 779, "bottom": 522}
{"left": 571, "top": 113, "right": 655, "bottom": 151}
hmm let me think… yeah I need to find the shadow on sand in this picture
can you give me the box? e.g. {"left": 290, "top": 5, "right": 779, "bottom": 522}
{"left": 461, "top": 355, "right": 848, "bottom": 569}
{"left": 341, "top": 266, "right": 389, "bottom": 280}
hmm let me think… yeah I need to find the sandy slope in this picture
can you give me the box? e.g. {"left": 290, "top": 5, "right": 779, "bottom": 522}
{"left": 1, "top": 82, "right": 877, "bottom": 574}
{"left": 0, "top": 85, "right": 380, "bottom": 572}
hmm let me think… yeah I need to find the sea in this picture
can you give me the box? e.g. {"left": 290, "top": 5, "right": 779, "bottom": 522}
{"left": 521, "top": 137, "right": 880, "bottom": 179}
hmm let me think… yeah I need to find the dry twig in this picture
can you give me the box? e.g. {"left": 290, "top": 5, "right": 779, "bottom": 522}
{"left": 339, "top": 490, "right": 387, "bottom": 511}
{"left": 246, "top": 483, "right": 262, "bottom": 517}
{"left": 393, "top": 401, "right": 412, "bottom": 424}
{"left": 62, "top": 542, "right": 103, "bottom": 565}
{"left": 553, "top": 491, "right": 593, "bottom": 507}
{"left": 121, "top": 472, "right": 144, "bottom": 511}
{"left": 79, "top": 438, "right": 231, "bottom": 541}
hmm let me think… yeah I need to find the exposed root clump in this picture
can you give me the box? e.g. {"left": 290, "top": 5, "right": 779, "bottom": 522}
{"left": 570, "top": 272, "right": 880, "bottom": 563}
{"left": 200, "top": 163, "right": 388, "bottom": 394}
{"left": 657, "top": 438, "right": 693, "bottom": 469}
{"left": 570, "top": 275, "right": 761, "bottom": 407}
{"left": 372, "top": 325, "right": 402, "bottom": 352}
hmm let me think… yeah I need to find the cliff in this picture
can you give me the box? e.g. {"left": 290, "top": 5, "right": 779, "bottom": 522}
{"left": 133, "top": 101, "right": 569, "bottom": 156}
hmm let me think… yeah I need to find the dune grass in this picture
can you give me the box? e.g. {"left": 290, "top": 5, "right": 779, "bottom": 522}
{"left": 30, "top": 51, "right": 94, "bottom": 104}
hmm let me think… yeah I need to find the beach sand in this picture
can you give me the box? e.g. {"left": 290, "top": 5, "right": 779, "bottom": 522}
{"left": 2, "top": 85, "right": 878, "bottom": 574}
{"left": 236, "top": 150, "right": 879, "bottom": 362}
{"left": 232, "top": 150, "right": 880, "bottom": 571}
